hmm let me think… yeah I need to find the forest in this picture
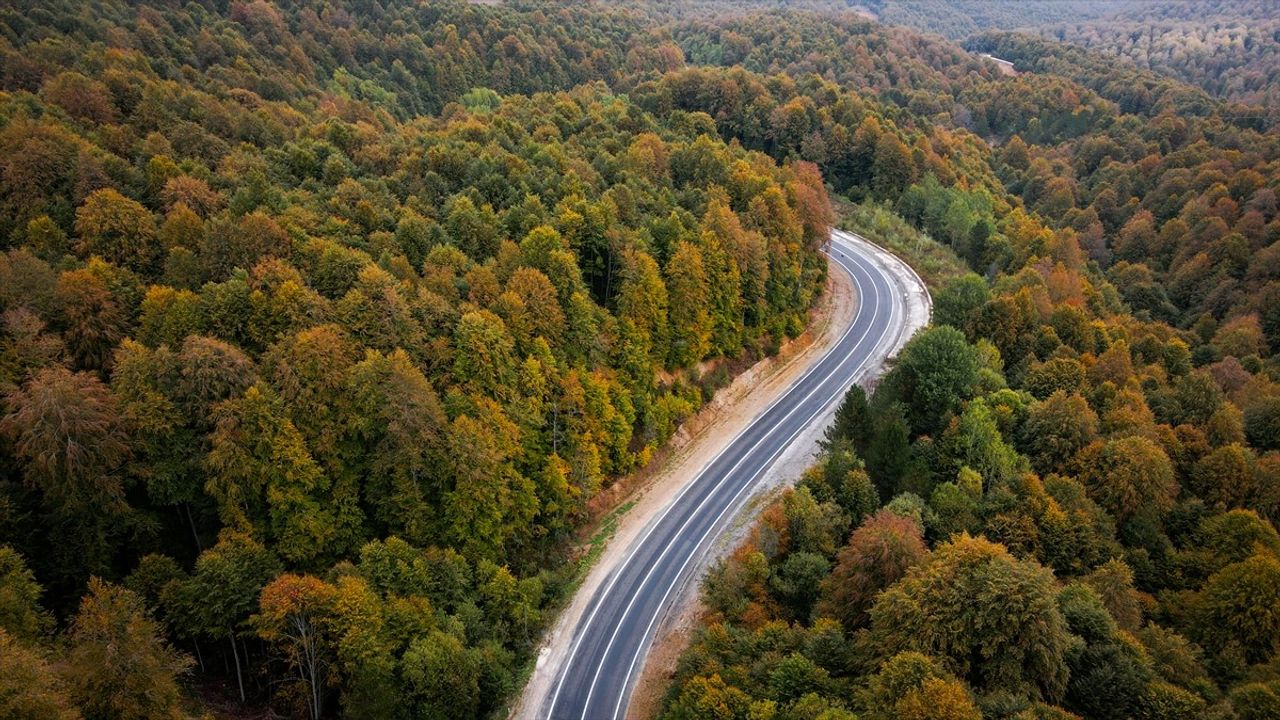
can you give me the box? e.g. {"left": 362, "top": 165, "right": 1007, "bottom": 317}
{"left": 0, "top": 1, "right": 1277, "bottom": 719}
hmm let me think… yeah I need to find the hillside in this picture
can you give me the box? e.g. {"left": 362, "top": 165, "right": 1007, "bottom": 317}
{"left": 0, "top": 2, "right": 1278, "bottom": 720}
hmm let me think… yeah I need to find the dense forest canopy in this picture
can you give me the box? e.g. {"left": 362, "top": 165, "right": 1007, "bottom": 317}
{"left": 0, "top": 1, "right": 1277, "bottom": 719}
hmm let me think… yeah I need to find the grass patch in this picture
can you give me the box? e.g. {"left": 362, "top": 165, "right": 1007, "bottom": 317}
{"left": 835, "top": 198, "right": 970, "bottom": 290}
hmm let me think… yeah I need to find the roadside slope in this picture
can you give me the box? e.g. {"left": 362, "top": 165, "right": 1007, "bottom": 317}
{"left": 514, "top": 230, "right": 929, "bottom": 720}
{"left": 625, "top": 228, "right": 931, "bottom": 719}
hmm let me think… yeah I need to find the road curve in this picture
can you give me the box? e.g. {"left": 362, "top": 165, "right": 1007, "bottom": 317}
{"left": 536, "top": 229, "right": 929, "bottom": 720}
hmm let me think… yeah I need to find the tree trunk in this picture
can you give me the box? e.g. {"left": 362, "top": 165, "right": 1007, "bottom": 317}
{"left": 229, "top": 632, "right": 245, "bottom": 702}
{"left": 184, "top": 502, "right": 203, "bottom": 551}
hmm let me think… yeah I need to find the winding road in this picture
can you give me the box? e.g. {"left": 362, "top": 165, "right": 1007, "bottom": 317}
{"left": 534, "top": 229, "right": 929, "bottom": 720}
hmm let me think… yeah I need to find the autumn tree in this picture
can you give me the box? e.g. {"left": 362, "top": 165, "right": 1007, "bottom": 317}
{"left": 64, "top": 579, "right": 191, "bottom": 720}
{"left": 1020, "top": 391, "right": 1098, "bottom": 475}
{"left": 666, "top": 240, "right": 713, "bottom": 367}
{"left": 74, "top": 189, "right": 159, "bottom": 271}
{"left": 1077, "top": 436, "right": 1177, "bottom": 524}
{"left": 0, "top": 629, "right": 79, "bottom": 720}
{"left": 617, "top": 248, "right": 670, "bottom": 364}
{"left": 255, "top": 574, "right": 337, "bottom": 720}
{"left": 816, "top": 510, "right": 927, "bottom": 630}
{"left": 1, "top": 367, "right": 130, "bottom": 580}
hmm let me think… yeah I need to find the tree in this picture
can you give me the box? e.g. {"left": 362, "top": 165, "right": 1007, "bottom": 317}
{"left": 664, "top": 673, "right": 752, "bottom": 720}
{"left": 1231, "top": 682, "right": 1280, "bottom": 720}
{"left": 1245, "top": 397, "right": 1280, "bottom": 451}
{"left": 616, "top": 248, "right": 669, "bottom": 363}
{"left": 944, "top": 399, "right": 1022, "bottom": 488}
{"left": 444, "top": 195, "right": 499, "bottom": 261}
{"left": 0, "top": 629, "right": 79, "bottom": 720}
{"left": 933, "top": 274, "right": 989, "bottom": 337}
{"left": 506, "top": 267, "right": 565, "bottom": 349}
{"left": 1, "top": 367, "right": 130, "bottom": 580}
{"left": 199, "top": 212, "right": 292, "bottom": 281}
{"left": 1021, "top": 391, "right": 1098, "bottom": 475}
{"left": 1191, "top": 553, "right": 1280, "bottom": 663}
{"left": 451, "top": 310, "right": 517, "bottom": 402}
{"left": 255, "top": 574, "right": 338, "bottom": 720}
{"left": 824, "top": 384, "right": 872, "bottom": 452}
{"left": 1084, "top": 559, "right": 1144, "bottom": 631}
{"left": 868, "top": 652, "right": 981, "bottom": 720}
{"left": 73, "top": 189, "right": 159, "bottom": 271}
{"left": 769, "top": 652, "right": 829, "bottom": 704}
{"left": 892, "top": 678, "right": 982, "bottom": 720}
{"left": 817, "top": 510, "right": 927, "bottom": 630}
{"left": 343, "top": 349, "right": 447, "bottom": 545}
{"left": 1077, "top": 436, "right": 1177, "bottom": 524}
{"left": 1057, "top": 583, "right": 1153, "bottom": 720}
{"left": 887, "top": 326, "right": 980, "bottom": 435}
{"left": 1191, "top": 443, "right": 1256, "bottom": 509}
{"left": 0, "top": 546, "right": 51, "bottom": 642}
{"left": 64, "top": 579, "right": 191, "bottom": 720}
{"left": 872, "top": 132, "right": 915, "bottom": 200}
{"left": 666, "top": 240, "right": 712, "bottom": 367}
{"left": 769, "top": 552, "right": 830, "bottom": 620}
{"left": 444, "top": 403, "right": 527, "bottom": 562}
{"left": 401, "top": 630, "right": 480, "bottom": 720}
{"left": 1198, "top": 510, "right": 1280, "bottom": 568}
{"left": 54, "top": 266, "right": 129, "bottom": 370}
{"left": 868, "top": 534, "right": 1071, "bottom": 701}
{"left": 167, "top": 530, "right": 280, "bottom": 703}
{"left": 205, "top": 383, "right": 336, "bottom": 566}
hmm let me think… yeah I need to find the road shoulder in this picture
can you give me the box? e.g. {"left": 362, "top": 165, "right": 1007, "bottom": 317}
{"left": 511, "top": 254, "right": 858, "bottom": 720}
{"left": 625, "top": 231, "right": 931, "bottom": 719}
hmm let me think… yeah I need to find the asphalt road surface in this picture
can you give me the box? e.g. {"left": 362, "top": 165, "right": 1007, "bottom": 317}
{"left": 541, "top": 230, "right": 923, "bottom": 720}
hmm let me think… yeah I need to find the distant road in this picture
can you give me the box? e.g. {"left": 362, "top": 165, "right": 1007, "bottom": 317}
{"left": 536, "top": 229, "right": 929, "bottom": 720}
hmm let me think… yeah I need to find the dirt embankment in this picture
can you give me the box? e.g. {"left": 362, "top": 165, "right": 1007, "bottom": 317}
{"left": 511, "top": 259, "right": 858, "bottom": 720}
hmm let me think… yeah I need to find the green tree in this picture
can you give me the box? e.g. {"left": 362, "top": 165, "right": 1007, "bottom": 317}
{"left": 444, "top": 403, "right": 531, "bottom": 562}
{"left": 402, "top": 630, "right": 480, "bottom": 720}
{"left": 205, "top": 383, "right": 336, "bottom": 565}
{"left": 868, "top": 534, "right": 1071, "bottom": 701}
{"left": 824, "top": 384, "right": 873, "bottom": 452}
{"left": 1245, "top": 398, "right": 1280, "bottom": 451}
{"left": 344, "top": 349, "right": 447, "bottom": 545}
{"left": 165, "top": 529, "right": 280, "bottom": 703}
{"left": 73, "top": 188, "right": 159, "bottom": 271}
{"left": 665, "top": 240, "right": 713, "bottom": 367}
{"left": 1191, "top": 553, "right": 1280, "bottom": 663}
{"left": 887, "top": 326, "right": 980, "bottom": 435}
{"left": 933, "top": 274, "right": 989, "bottom": 337}
{"left": 444, "top": 195, "right": 500, "bottom": 261}
{"left": 0, "top": 546, "right": 51, "bottom": 642}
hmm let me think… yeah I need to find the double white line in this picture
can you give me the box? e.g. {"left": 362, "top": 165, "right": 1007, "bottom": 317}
{"left": 546, "top": 233, "right": 908, "bottom": 719}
